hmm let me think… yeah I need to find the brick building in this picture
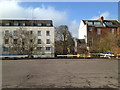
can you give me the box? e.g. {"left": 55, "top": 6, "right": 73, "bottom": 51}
{"left": 76, "top": 39, "right": 87, "bottom": 53}
{"left": 78, "top": 16, "right": 120, "bottom": 53}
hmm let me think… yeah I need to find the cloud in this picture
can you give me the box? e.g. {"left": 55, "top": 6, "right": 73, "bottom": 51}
{"left": 69, "top": 20, "right": 79, "bottom": 37}
{"left": 0, "top": 0, "right": 68, "bottom": 26}
{"left": 0, "top": 0, "right": 79, "bottom": 37}
{"left": 91, "top": 11, "right": 110, "bottom": 20}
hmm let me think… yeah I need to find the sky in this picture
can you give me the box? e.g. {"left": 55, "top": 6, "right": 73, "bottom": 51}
{"left": 0, "top": 0, "right": 118, "bottom": 37}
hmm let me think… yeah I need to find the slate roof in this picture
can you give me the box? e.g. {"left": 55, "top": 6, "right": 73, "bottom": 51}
{"left": 82, "top": 20, "right": 120, "bottom": 28}
{"left": 0, "top": 20, "right": 53, "bottom": 26}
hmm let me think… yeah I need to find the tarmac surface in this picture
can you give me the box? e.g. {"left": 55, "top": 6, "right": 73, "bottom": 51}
{"left": 2, "top": 59, "right": 118, "bottom": 88}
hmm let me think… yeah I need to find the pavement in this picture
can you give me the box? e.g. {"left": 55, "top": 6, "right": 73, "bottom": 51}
{"left": 2, "top": 59, "right": 118, "bottom": 88}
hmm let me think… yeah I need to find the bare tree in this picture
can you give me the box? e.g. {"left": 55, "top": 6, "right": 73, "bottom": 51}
{"left": 3, "top": 27, "right": 37, "bottom": 57}
{"left": 55, "top": 25, "right": 75, "bottom": 54}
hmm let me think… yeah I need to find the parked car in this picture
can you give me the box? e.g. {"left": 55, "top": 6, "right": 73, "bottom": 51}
{"left": 100, "top": 52, "right": 114, "bottom": 58}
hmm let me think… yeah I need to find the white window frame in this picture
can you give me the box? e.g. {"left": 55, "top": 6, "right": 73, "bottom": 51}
{"left": 97, "top": 28, "right": 101, "bottom": 35}
{"left": 38, "top": 31, "right": 41, "bottom": 36}
{"left": 46, "top": 31, "right": 50, "bottom": 36}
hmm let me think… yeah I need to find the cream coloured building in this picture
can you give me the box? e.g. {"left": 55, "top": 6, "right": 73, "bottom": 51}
{"left": 1, "top": 20, "right": 54, "bottom": 58}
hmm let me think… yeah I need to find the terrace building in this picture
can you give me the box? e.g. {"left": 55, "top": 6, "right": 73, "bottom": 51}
{"left": 1, "top": 20, "right": 55, "bottom": 58}
{"left": 78, "top": 16, "right": 120, "bottom": 53}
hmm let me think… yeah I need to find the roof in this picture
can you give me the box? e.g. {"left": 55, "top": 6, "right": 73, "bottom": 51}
{"left": 0, "top": 20, "right": 53, "bottom": 27}
{"left": 82, "top": 20, "right": 120, "bottom": 28}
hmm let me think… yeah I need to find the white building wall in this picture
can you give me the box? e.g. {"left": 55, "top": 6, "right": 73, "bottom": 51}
{"left": 0, "top": 27, "right": 2, "bottom": 57}
{"left": 78, "top": 20, "right": 87, "bottom": 43}
{"left": 2, "top": 26, "right": 54, "bottom": 58}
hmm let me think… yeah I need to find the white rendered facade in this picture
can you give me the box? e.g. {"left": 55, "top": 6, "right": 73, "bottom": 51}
{"left": 78, "top": 20, "right": 87, "bottom": 43}
{"left": 1, "top": 20, "right": 55, "bottom": 58}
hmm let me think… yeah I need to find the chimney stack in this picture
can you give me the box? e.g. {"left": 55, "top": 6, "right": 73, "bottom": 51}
{"left": 97, "top": 16, "right": 104, "bottom": 22}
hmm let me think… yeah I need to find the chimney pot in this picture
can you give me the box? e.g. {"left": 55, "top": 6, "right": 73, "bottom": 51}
{"left": 97, "top": 16, "right": 104, "bottom": 22}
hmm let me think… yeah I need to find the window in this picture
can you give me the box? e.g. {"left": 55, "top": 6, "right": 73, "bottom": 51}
{"left": 98, "top": 38, "right": 100, "bottom": 41}
{"left": 89, "top": 37, "right": 92, "bottom": 47}
{"left": 118, "top": 40, "right": 120, "bottom": 47}
{"left": 110, "top": 28, "right": 114, "bottom": 34}
{"left": 104, "top": 22, "right": 113, "bottom": 25}
{"left": 14, "top": 39, "right": 17, "bottom": 44}
{"left": 5, "top": 30, "right": 9, "bottom": 35}
{"left": 3, "top": 47, "right": 9, "bottom": 52}
{"left": 38, "top": 39, "right": 41, "bottom": 44}
{"left": 22, "top": 30, "right": 25, "bottom": 34}
{"left": 89, "top": 28, "right": 92, "bottom": 32}
{"left": 5, "top": 39, "right": 9, "bottom": 44}
{"left": 88, "top": 22, "right": 93, "bottom": 25}
{"left": 97, "top": 28, "right": 101, "bottom": 35}
{"left": 94, "top": 22, "right": 101, "bottom": 25}
{"left": 22, "top": 41, "right": 24, "bottom": 45}
{"left": 80, "top": 45, "right": 81, "bottom": 48}
{"left": 14, "top": 23, "right": 18, "bottom": 26}
{"left": 38, "top": 23, "right": 42, "bottom": 26}
{"left": 0, "top": 23, "right": 2, "bottom": 26}
{"left": 30, "top": 39, "right": 33, "bottom": 43}
{"left": 46, "top": 47, "right": 51, "bottom": 51}
{"left": 22, "top": 39, "right": 25, "bottom": 45}
{"left": 37, "top": 47, "right": 42, "bottom": 51}
{"left": 46, "top": 31, "right": 50, "bottom": 36}
{"left": 5, "top": 23, "right": 10, "bottom": 26}
{"left": 22, "top": 23, "right": 25, "bottom": 26}
{"left": 46, "top": 23, "right": 51, "bottom": 26}
{"left": 30, "top": 23, "right": 34, "bottom": 26}
{"left": 46, "top": 39, "right": 50, "bottom": 44}
{"left": 30, "top": 31, "right": 33, "bottom": 34}
{"left": 38, "top": 31, "right": 41, "bottom": 36}
{"left": 13, "top": 30, "right": 17, "bottom": 36}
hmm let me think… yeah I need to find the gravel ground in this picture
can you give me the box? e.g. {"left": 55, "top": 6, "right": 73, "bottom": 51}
{"left": 2, "top": 59, "right": 118, "bottom": 88}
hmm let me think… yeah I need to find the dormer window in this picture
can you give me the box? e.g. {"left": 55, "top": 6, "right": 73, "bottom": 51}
{"left": 5, "top": 23, "right": 10, "bottom": 26}
{"left": 46, "top": 23, "right": 51, "bottom": 26}
{"left": 104, "top": 22, "right": 113, "bottom": 25}
{"left": 88, "top": 22, "right": 93, "bottom": 25}
{"left": 38, "top": 23, "right": 42, "bottom": 26}
{"left": 14, "top": 23, "right": 18, "bottom": 26}
{"left": 30, "top": 23, "right": 34, "bottom": 26}
{"left": 0, "top": 23, "right": 2, "bottom": 26}
{"left": 94, "top": 22, "right": 101, "bottom": 25}
{"left": 22, "top": 23, "right": 25, "bottom": 26}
